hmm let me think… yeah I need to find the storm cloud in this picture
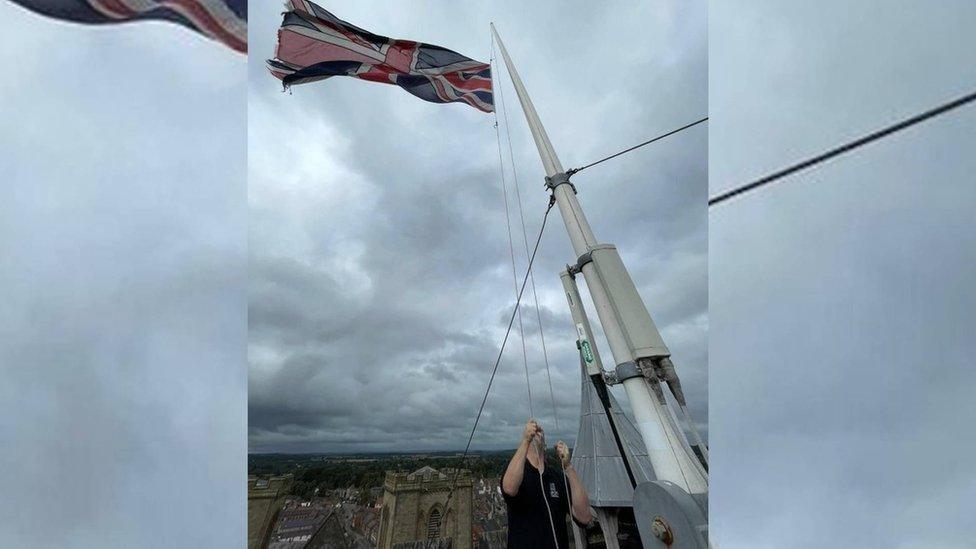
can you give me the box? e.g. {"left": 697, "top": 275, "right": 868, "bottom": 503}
{"left": 248, "top": 0, "right": 708, "bottom": 454}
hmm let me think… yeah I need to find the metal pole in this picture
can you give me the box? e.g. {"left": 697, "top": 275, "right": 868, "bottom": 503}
{"left": 559, "top": 270, "right": 604, "bottom": 378}
{"left": 491, "top": 24, "right": 706, "bottom": 495}
{"left": 562, "top": 269, "right": 639, "bottom": 489}
{"left": 490, "top": 24, "right": 597, "bottom": 253}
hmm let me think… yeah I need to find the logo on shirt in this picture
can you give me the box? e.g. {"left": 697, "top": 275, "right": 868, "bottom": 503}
{"left": 549, "top": 482, "right": 559, "bottom": 498}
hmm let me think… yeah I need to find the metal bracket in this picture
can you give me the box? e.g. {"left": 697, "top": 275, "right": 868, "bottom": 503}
{"left": 603, "top": 370, "right": 620, "bottom": 386}
{"left": 544, "top": 171, "right": 577, "bottom": 194}
{"left": 567, "top": 249, "right": 594, "bottom": 276}
{"left": 615, "top": 361, "right": 642, "bottom": 382}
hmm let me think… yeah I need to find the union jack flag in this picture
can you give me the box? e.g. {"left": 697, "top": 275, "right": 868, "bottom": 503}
{"left": 268, "top": 0, "right": 493, "bottom": 113}
{"left": 8, "top": 0, "right": 247, "bottom": 53}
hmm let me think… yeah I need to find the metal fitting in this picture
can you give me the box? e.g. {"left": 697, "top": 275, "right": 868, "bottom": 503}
{"left": 567, "top": 250, "right": 594, "bottom": 276}
{"left": 615, "top": 361, "right": 641, "bottom": 382}
{"left": 651, "top": 516, "right": 674, "bottom": 545}
{"left": 544, "top": 171, "right": 576, "bottom": 193}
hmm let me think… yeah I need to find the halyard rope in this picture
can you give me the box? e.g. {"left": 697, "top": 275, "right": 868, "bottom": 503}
{"left": 493, "top": 34, "right": 561, "bottom": 433}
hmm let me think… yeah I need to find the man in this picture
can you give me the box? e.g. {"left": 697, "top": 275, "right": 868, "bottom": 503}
{"left": 501, "top": 419, "right": 592, "bottom": 549}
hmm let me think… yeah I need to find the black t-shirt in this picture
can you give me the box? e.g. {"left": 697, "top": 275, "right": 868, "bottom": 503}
{"left": 502, "top": 458, "right": 584, "bottom": 549}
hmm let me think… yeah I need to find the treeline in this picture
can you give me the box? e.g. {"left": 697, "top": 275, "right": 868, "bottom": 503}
{"left": 249, "top": 451, "right": 516, "bottom": 499}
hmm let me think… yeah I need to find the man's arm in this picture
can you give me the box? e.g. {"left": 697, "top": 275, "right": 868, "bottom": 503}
{"left": 502, "top": 419, "right": 538, "bottom": 497}
{"left": 564, "top": 464, "right": 592, "bottom": 525}
{"left": 556, "top": 441, "right": 592, "bottom": 525}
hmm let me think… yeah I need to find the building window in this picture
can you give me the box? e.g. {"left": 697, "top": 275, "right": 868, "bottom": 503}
{"left": 427, "top": 508, "right": 441, "bottom": 540}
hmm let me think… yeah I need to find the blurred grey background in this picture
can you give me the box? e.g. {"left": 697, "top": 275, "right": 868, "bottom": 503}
{"left": 0, "top": 5, "right": 246, "bottom": 547}
{"left": 710, "top": 1, "right": 976, "bottom": 547}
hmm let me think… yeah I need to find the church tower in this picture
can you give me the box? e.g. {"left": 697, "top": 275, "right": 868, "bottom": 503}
{"left": 377, "top": 466, "right": 473, "bottom": 549}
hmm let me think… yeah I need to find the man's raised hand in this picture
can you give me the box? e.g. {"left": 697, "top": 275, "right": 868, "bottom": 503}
{"left": 523, "top": 419, "right": 541, "bottom": 443}
{"left": 556, "top": 441, "right": 571, "bottom": 468}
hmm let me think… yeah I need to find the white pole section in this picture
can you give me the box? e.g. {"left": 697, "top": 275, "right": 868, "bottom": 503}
{"left": 560, "top": 269, "right": 604, "bottom": 378}
{"left": 490, "top": 23, "right": 598, "bottom": 255}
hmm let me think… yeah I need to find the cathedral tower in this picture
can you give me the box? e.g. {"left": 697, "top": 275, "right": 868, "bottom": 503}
{"left": 377, "top": 466, "right": 472, "bottom": 549}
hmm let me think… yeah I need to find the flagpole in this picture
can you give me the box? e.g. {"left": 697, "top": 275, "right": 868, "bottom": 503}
{"left": 490, "top": 24, "right": 707, "bottom": 496}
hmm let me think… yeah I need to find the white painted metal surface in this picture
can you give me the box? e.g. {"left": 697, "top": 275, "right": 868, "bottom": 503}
{"left": 560, "top": 270, "right": 605, "bottom": 378}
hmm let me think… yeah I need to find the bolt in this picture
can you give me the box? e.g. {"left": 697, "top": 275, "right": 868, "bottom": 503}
{"left": 651, "top": 516, "right": 674, "bottom": 545}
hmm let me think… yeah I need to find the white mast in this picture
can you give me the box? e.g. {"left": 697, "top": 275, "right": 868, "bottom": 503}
{"left": 490, "top": 24, "right": 707, "bottom": 496}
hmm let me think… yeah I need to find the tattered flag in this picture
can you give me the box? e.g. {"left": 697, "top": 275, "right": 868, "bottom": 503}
{"left": 8, "top": 0, "right": 247, "bottom": 53}
{"left": 268, "top": 0, "right": 492, "bottom": 113}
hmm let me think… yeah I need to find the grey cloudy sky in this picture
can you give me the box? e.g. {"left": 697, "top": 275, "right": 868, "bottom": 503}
{"left": 0, "top": 6, "right": 246, "bottom": 548}
{"left": 248, "top": 0, "right": 707, "bottom": 454}
{"left": 710, "top": 1, "right": 976, "bottom": 547}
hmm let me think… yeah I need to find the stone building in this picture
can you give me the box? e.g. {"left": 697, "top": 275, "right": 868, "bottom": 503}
{"left": 248, "top": 475, "right": 293, "bottom": 549}
{"left": 377, "top": 466, "right": 473, "bottom": 549}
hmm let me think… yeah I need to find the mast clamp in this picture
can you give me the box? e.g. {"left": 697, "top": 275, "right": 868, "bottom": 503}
{"left": 567, "top": 249, "right": 594, "bottom": 276}
{"left": 545, "top": 171, "right": 577, "bottom": 194}
{"left": 615, "top": 361, "right": 642, "bottom": 382}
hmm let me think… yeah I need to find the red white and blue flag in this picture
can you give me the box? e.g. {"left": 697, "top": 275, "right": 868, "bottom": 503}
{"left": 8, "top": 0, "right": 247, "bottom": 53}
{"left": 268, "top": 0, "right": 493, "bottom": 113}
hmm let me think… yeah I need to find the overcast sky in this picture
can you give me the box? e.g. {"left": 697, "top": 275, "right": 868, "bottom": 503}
{"left": 710, "top": 1, "right": 976, "bottom": 547}
{"left": 248, "top": 0, "right": 708, "bottom": 454}
{"left": 0, "top": 6, "right": 246, "bottom": 548}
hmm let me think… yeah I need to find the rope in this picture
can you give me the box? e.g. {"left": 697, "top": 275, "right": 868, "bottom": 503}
{"left": 568, "top": 117, "right": 709, "bottom": 175}
{"left": 489, "top": 36, "right": 562, "bottom": 549}
{"left": 539, "top": 467, "right": 560, "bottom": 548}
{"left": 561, "top": 458, "right": 577, "bottom": 540}
{"left": 708, "top": 88, "right": 976, "bottom": 207}
{"left": 493, "top": 34, "right": 560, "bottom": 432}
{"left": 443, "top": 195, "right": 556, "bottom": 515}
{"left": 490, "top": 41, "right": 534, "bottom": 418}
{"left": 678, "top": 403, "right": 708, "bottom": 466}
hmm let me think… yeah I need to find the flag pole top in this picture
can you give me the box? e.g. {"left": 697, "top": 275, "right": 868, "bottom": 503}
{"left": 490, "top": 24, "right": 565, "bottom": 178}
